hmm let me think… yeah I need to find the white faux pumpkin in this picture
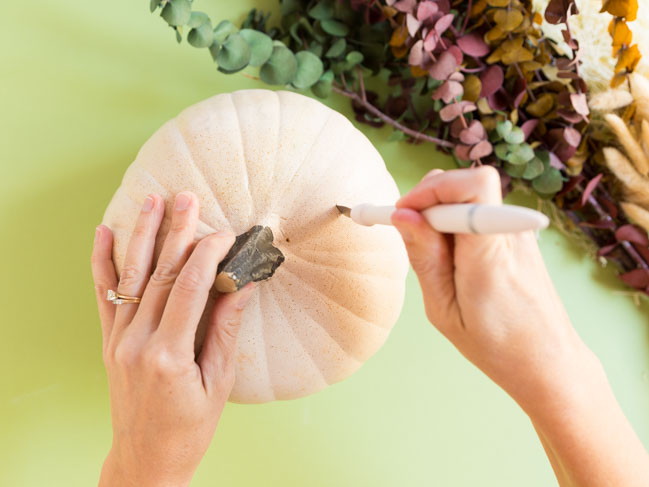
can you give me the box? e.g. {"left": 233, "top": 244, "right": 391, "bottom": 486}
{"left": 102, "top": 90, "right": 409, "bottom": 403}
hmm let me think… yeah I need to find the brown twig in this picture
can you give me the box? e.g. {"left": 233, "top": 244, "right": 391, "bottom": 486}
{"left": 332, "top": 84, "right": 455, "bottom": 148}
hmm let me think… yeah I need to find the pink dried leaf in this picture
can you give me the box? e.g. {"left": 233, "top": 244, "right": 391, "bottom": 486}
{"left": 469, "top": 140, "right": 493, "bottom": 160}
{"left": 570, "top": 93, "right": 589, "bottom": 116}
{"left": 459, "top": 120, "right": 486, "bottom": 145}
{"left": 433, "top": 80, "right": 464, "bottom": 103}
{"left": 557, "top": 109, "right": 583, "bottom": 124}
{"left": 450, "top": 118, "right": 464, "bottom": 138}
{"left": 440, "top": 101, "right": 477, "bottom": 122}
{"left": 549, "top": 151, "right": 565, "bottom": 169}
{"left": 564, "top": 126, "right": 581, "bottom": 147}
{"left": 448, "top": 71, "right": 465, "bottom": 82}
{"left": 423, "top": 29, "right": 438, "bottom": 51}
{"left": 417, "top": 1, "right": 438, "bottom": 21}
{"left": 428, "top": 51, "right": 457, "bottom": 81}
{"left": 408, "top": 39, "right": 425, "bottom": 66}
{"left": 435, "top": 13, "right": 454, "bottom": 34}
{"left": 456, "top": 32, "right": 490, "bottom": 57}
{"left": 616, "top": 224, "right": 649, "bottom": 246}
{"left": 393, "top": 0, "right": 416, "bottom": 13}
{"left": 407, "top": 13, "right": 421, "bottom": 37}
{"left": 597, "top": 243, "right": 618, "bottom": 257}
{"left": 480, "top": 65, "right": 504, "bottom": 98}
{"left": 447, "top": 45, "right": 464, "bottom": 65}
{"left": 577, "top": 173, "right": 602, "bottom": 209}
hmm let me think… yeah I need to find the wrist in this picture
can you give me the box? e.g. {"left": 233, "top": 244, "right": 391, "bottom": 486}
{"left": 99, "top": 448, "right": 194, "bottom": 487}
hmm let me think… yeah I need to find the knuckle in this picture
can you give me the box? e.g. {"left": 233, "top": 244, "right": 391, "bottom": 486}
{"left": 170, "top": 219, "right": 189, "bottom": 234}
{"left": 142, "top": 345, "right": 176, "bottom": 376}
{"left": 131, "top": 221, "right": 149, "bottom": 238}
{"left": 118, "top": 264, "right": 142, "bottom": 288}
{"left": 474, "top": 165, "right": 501, "bottom": 188}
{"left": 149, "top": 261, "right": 178, "bottom": 287}
{"left": 112, "top": 342, "right": 137, "bottom": 368}
{"left": 174, "top": 265, "right": 206, "bottom": 293}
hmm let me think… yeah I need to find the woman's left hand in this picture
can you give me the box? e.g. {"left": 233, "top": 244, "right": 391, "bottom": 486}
{"left": 91, "top": 192, "right": 254, "bottom": 487}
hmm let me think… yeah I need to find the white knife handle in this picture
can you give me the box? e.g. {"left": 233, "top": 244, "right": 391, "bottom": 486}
{"left": 422, "top": 204, "right": 549, "bottom": 234}
{"left": 349, "top": 203, "right": 549, "bottom": 234}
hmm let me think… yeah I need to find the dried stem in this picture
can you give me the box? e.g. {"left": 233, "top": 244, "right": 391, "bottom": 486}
{"left": 332, "top": 84, "right": 455, "bottom": 148}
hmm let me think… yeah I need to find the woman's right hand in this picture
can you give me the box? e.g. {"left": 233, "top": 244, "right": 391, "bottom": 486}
{"left": 391, "top": 166, "right": 594, "bottom": 410}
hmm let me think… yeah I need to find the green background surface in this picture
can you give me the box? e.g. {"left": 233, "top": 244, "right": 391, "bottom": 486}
{"left": 2, "top": 1, "right": 649, "bottom": 486}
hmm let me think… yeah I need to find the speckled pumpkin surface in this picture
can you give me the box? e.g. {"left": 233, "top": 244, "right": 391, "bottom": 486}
{"left": 102, "top": 90, "right": 409, "bottom": 403}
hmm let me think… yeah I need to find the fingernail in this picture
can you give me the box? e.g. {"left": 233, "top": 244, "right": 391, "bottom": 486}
{"left": 142, "top": 195, "right": 154, "bottom": 213}
{"left": 175, "top": 192, "right": 191, "bottom": 211}
{"left": 236, "top": 283, "right": 255, "bottom": 310}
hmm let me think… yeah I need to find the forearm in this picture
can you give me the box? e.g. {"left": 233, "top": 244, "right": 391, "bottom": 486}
{"left": 99, "top": 449, "right": 193, "bottom": 487}
{"left": 525, "top": 350, "right": 649, "bottom": 487}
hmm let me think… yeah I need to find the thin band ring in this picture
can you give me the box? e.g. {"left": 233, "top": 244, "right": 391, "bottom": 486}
{"left": 106, "top": 289, "right": 142, "bottom": 305}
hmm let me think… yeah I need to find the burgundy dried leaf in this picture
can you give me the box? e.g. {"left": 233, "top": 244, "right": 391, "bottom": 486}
{"left": 407, "top": 13, "right": 421, "bottom": 36}
{"left": 417, "top": 1, "right": 438, "bottom": 21}
{"left": 580, "top": 218, "right": 616, "bottom": 230}
{"left": 557, "top": 71, "right": 581, "bottom": 79}
{"left": 564, "top": 126, "right": 581, "bottom": 147}
{"left": 440, "top": 101, "right": 477, "bottom": 122}
{"left": 570, "top": 93, "right": 589, "bottom": 116}
{"left": 632, "top": 243, "right": 649, "bottom": 265}
{"left": 514, "top": 90, "right": 526, "bottom": 108}
{"left": 480, "top": 65, "right": 504, "bottom": 98}
{"left": 521, "top": 119, "right": 539, "bottom": 140}
{"left": 576, "top": 173, "right": 602, "bottom": 209}
{"left": 557, "top": 174, "right": 585, "bottom": 196}
{"left": 545, "top": 0, "right": 572, "bottom": 25}
{"left": 447, "top": 45, "right": 464, "bottom": 65}
{"left": 487, "top": 91, "right": 508, "bottom": 111}
{"left": 619, "top": 269, "right": 649, "bottom": 290}
{"left": 393, "top": 0, "right": 416, "bottom": 13}
{"left": 435, "top": 13, "right": 454, "bottom": 34}
{"left": 615, "top": 224, "right": 649, "bottom": 246}
{"left": 385, "top": 95, "right": 409, "bottom": 119}
{"left": 455, "top": 144, "right": 472, "bottom": 161}
{"left": 433, "top": 80, "right": 464, "bottom": 103}
{"left": 562, "top": 28, "right": 578, "bottom": 49}
{"left": 408, "top": 40, "right": 425, "bottom": 66}
{"left": 556, "top": 58, "right": 573, "bottom": 71}
{"left": 450, "top": 117, "right": 464, "bottom": 138}
{"left": 598, "top": 243, "right": 618, "bottom": 257}
{"left": 456, "top": 32, "right": 490, "bottom": 57}
{"left": 469, "top": 140, "right": 493, "bottom": 160}
{"left": 429, "top": 51, "right": 457, "bottom": 80}
{"left": 459, "top": 120, "right": 487, "bottom": 145}
{"left": 436, "top": 0, "right": 451, "bottom": 15}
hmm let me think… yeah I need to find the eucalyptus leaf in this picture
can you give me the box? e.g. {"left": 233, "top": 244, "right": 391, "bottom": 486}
{"left": 160, "top": 0, "right": 191, "bottom": 27}
{"left": 216, "top": 33, "right": 251, "bottom": 72}
{"left": 326, "top": 38, "right": 346, "bottom": 58}
{"left": 532, "top": 166, "right": 563, "bottom": 194}
{"left": 308, "top": 0, "right": 334, "bottom": 20}
{"left": 150, "top": 0, "right": 162, "bottom": 13}
{"left": 213, "top": 20, "right": 237, "bottom": 44}
{"left": 496, "top": 120, "right": 513, "bottom": 140}
{"left": 311, "top": 70, "right": 334, "bottom": 98}
{"left": 239, "top": 29, "right": 273, "bottom": 67}
{"left": 293, "top": 51, "right": 324, "bottom": 89}
{"left": 187, "top": 11, "right": 210, "bottom": 28}
{"left": 308, "top": 42, "right": 324, "bottom": 57}
{"left": 494, "top": 142, "right": 509, "bottom": 160}
{"left": 346, "top": 50, "right": 364, "bottom": 66}
{"left": 505, "top": 162, "right": 527, "bottom": 178}
{"left": 523, "top": 157, "right": 545, "bottom": 180}
{"left": 504, "top": 127, "right": 525, "bottom": 144}
{"left": 281, "top": 0, "right": 302, "bottom": 16}
{"left": 175, "top": 27, "right": 182, "bottom": 43}
{"left": 388, "top": 130, "right": 407, "bottom": 142}
{"left": 188, "top": 22, "right": 214, "bottom": 48}
{"left": 321, "top": 19, "right": 349, "bottom": 36}
{"left": 260, "top": 45, "right": 297, "bottom": 85}
{"left": 209, "top": 41, "right": 220, "bottom": 61}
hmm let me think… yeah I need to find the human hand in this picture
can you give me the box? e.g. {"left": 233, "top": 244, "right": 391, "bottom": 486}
{"left": 391, "top": 167, "right": 595, "bottom": 411}
{"left": 91, "top": 192, "right": 255, "bottom": 487}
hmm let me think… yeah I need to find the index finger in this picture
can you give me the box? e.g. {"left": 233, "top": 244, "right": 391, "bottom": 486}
{"left": 156, "top": 231, "right": 236, "bottom": 355}
{"left": 396, "top": 166, "right": 502, "bottom": 209}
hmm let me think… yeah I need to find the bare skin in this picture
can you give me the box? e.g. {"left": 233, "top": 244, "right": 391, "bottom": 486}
{"left": 392, "top": 166, "right": 649, "bottom": 487}
{"left": 91, "top": 170, "right": 649, "bottom": 486}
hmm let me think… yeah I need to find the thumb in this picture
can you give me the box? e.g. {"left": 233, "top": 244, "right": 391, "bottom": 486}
{"left": 391, "top": 208, "right": 457, "bottom": 326}
{"left": 198, "top": 282, "right": 255, "bottom": 392}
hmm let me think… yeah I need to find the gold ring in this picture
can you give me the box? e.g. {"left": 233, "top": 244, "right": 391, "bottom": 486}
{"left": 106, "top": 289, "right": 141, "bottom": 305}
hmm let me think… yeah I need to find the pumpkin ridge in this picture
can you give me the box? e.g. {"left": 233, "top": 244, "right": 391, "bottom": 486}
{"left": 228, "top": 94, "right": 256, "bottom": 221}
{"left": 247, "top": 288, "right": 276, "bottom": 402}
{"left": 265, "top": 284, "right": 333, "bottom": 388}
{"left": 272, "top": 276, "right": 365, "bottom": 370}
{"left": 172, "top": 118, "right": 235, "bottom": 227}
{"left": 273, "top": 111, "right": 337, "bottom": 209}
{"left": 284, "top": 246, "right": 403, "bottom": 281}
{"left": 280, "top": 263, "right": 391, "bottom": 333}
